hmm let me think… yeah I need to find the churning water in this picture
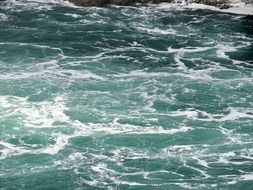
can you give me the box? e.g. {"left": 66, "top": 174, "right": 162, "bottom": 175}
{"left": 0, "top": 0, "right": 253, "bottom": 189}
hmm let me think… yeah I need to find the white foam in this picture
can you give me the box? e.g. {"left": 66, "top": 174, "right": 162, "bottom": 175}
{"left": 219, "top": 107, "right": 253, "bottom": 121}
{"left": 64, "top": 13, "right": 82, "bottom": 18}
{"left": 0, "top": 42, "right": 64, "bottom": 55}
{"left": 174, "top": 53, "right": 188, "bottom": 71}
{"left": 23, "top": 96, "right": 70, "bottom": 128}
{"left": 186, "top": 2, "right": 253, "bottom": 15}
{"left": 0, "top": 13, "right": 8, "bottom": 21}
{"left": 183, "top": 88, "right": 197, "bottom": 94}
{"left": 157, "top": 2, "right": 186, "bottom": 10}
{"left": 0, "top": 141, "right": 29, "bottom": 159}
{"left": 3, "top": 0, "right": 76, "bottom": 10}
{"left": 0, "top": 95, "right": 69, "bottom": 128}
{"left": 0, "top": 59, "right": 104, "bottom": 82}
{"left": 216, "top": 48, "right": 231, "bottom": 59}
{"left": 0, "top": 97, "right": 11, "bottom": 109}
{"left": 192, "top": 156, "right": 209, "bottom": 167}
{"left": 167, "top": 46, "right": 211, "bottom": 54}
{"left": 0, "top": 71, "right": 46, "bottom": 80}
{"left": 166, "top": 107, "right": 253, "bottom": 122}
{"left": 90, "top": 162, "right": 146, "bottom": 187}
{"left": 0, "top": 94, "right": 195, "bottom": 156}
{"left": 240, "top": 174, "right": 253, "bottom": 180}
{"left": 135, "top": 26, "right": 178, "bottom": 35}
{"left": 114, "top": 70, "right": 170, "bottom": 78}
{"left": 33, "top": 122, "right": 192, "bottom": 155}
{"left": 169, "top": 109, "right": 199, "bottom": 119}
{"left": 0, "top": 95, "right": 73, "bottom": 155}
{"left": 39, "top": 134, "right": 70, "bottom": 155}
{"left": 91, "top": 163, "right": 108, "bottom": 173}
{"left": 60, "top": 70, "right": 104, "bottom": 80}
{"left": 215, "top": 41, "right": 252, "bottom": 60}
{"left": 157, "top": 1, "right": 253, "bottom": 15}
{"left": 72, "top": 119, "right": 193, "bottom": 136}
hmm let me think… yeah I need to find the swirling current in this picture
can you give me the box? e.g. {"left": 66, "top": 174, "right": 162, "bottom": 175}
{"left": 0, "top": 0, "right": 253, "bottom": 189}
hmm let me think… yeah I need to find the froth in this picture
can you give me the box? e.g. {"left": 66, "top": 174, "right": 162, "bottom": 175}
{"left": 167, "top": 107, "right": 253, "bottom": 121}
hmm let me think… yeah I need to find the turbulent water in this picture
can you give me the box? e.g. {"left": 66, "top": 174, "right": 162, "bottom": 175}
{"left": 0, "top": 1, "right": 253, "bottom": 189}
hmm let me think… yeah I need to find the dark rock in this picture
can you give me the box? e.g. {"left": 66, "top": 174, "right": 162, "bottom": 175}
{"left": 219, "top": 4, "right": 231, "bottom": 9}
{"left": 69, "top": 0, "right": 109, "bottom": 6}
{"left": 192, "top": 0, "right": 230, "bottom": 8}
{"left": 109, "top": 0, "right": 135, "bottom": 6}
{"left": 243, "top": 0, "right": 253, "bottom": 4}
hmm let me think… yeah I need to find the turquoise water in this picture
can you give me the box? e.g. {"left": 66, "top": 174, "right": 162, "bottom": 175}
{"left": 0, "top": 1, "right": 253, "bottom": 189}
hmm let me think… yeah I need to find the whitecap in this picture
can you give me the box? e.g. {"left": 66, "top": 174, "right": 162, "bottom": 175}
{"left": 64, "top": 13, "right": 82, "bottom": 18}
{"left": 39, "top": 134, "right": 70, "bottom": 155}
{"left": 240, "top": 174, "right": 253, "bottom": 180}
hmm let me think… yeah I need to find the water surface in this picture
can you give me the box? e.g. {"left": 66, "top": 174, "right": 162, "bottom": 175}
{"left": 0, "top": 1, "right": 253, "bottom": 189}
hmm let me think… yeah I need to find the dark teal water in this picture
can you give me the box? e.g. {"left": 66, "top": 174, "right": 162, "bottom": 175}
{"left": 0, "top": 1, "right": 253, "bottom": 189}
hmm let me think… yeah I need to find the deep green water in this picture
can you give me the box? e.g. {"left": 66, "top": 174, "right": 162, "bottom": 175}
{"left": 0, "top": 1, "right": 253, "bottom": 189}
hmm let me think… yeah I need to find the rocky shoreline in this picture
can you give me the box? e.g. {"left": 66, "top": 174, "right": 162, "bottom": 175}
{"left": 0, "top": 0, "right": 252, "bottom": 14}
{"left": 69, "top": 0, "right": 171, "bottom": 7}
{"left": 68, "top": 0, "right": 231, "bottom": 8}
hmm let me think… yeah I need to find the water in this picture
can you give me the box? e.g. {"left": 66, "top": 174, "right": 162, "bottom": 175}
{"left": 0, "top": 1, "right": 253, "bottom": 189}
